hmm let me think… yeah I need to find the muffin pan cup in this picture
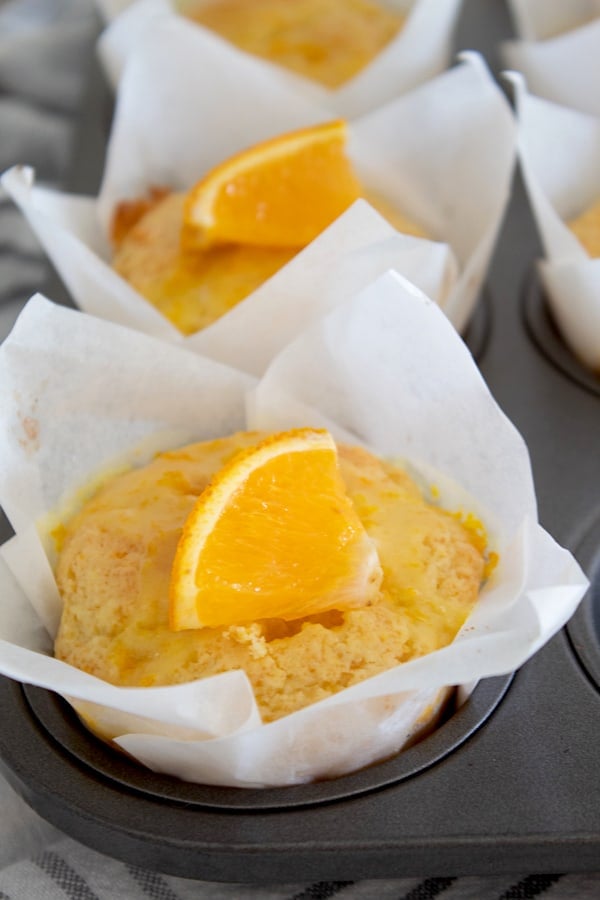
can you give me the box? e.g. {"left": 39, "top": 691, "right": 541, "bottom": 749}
{"left": 0, "top": 0, "right": 599, "bottom": 881}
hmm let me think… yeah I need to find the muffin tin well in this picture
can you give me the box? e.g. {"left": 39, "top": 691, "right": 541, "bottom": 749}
{"left": 17, "top": 675, "right": 511, "bottom": 812}
{"left": 567, "top": 513, "right": 600, "bottom": 692}
{"left": 522, "top": 273, "right": 600, "bottom": 398}
{"left": 463, "top": 287, "right": 493, "bottom": 361}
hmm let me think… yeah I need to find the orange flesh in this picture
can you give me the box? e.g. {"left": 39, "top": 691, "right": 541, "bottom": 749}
{"left": 183, "top": 120, "right": 363, "bottom": 248}
{"left": 170, "top": 435, "right": 380, "bottom": 629}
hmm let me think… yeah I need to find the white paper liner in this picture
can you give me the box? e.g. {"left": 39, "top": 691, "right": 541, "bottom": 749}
{"left": 1, "top": 49, "right": 515, "bottom": 362}
{"left": 507, "top": 73, "right": 600, "bottom": 372}
{"left": 505, "top": 0, "right": 600, "bottom": 41}
{"left": 502, "top": 0, "right": 600, "bottom": 118}
{"left": 96, "top": 0, "right": 464, "bottom": 119}
{"left": 0, "top": 275, "right": 588, "bottom": 787}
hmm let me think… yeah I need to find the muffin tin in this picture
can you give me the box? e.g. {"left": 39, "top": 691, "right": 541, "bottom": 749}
{"left": 1, "top": 0, "right": 599, "bottom": 882}
{"left": 523, "top": 275, "right": 600, "bottom": 398}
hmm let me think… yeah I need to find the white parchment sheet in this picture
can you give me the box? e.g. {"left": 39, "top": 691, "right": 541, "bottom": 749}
{"left": 96, "top": 0, "right": 463, "bottom": 119}
{"left": 508, "top": 73, "right": 600, "bottom": 372}
{"left": 0, "top": 274, "right": 588, "bottom": 787}
{"left": 1, "top": 47, "right": 516, "bottom": 369}
{"left": 503, "top": 0, "right": 600, "bottom": 117}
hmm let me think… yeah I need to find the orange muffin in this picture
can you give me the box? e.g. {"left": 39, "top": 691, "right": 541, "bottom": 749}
{"left": 54, "top": 431, "right": 487, "bottom": 724}
{"left": 111, "top": 121, "right": 427, "bottom": 336}
{"left": 181, "top": 0, "right": 405, "bottom": 88}
{"left": 568, "top": 196, "right": 600, "bottom": 257}
{"left": 112, "top": 192, "right": 297, "bottom": 334}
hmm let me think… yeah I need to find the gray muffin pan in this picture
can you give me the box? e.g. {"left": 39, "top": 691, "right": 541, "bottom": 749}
{"left": 1, "top": 0, "right": 599, "bottom": 883}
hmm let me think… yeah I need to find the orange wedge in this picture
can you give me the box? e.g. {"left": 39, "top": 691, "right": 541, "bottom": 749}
{"left": 169, "top": 428, "right": 382, "bottom": 630}
{"left": 183, "top": 119, "right": 362, "bottom": 249}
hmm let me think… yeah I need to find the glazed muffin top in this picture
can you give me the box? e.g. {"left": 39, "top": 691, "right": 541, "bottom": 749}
{"left": 55, "top": 431, "right": 486, "bottom": 722}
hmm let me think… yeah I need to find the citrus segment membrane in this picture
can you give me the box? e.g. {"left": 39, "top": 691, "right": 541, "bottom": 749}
{"left": 169, "top": 428, "right": 382, "bottom": 630}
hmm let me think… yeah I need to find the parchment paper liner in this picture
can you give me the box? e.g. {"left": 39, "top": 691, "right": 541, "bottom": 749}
{"left": 96, "top": 0, "right": 464, "bottom": 119}
{"left": 0, "top": 273, "right": 588, "bottom": 787}
{"left": 502, "top": 0, "right": 600, "bottom": 118}
{"left": 505, "top": 0, "right": 600, "bottom": 41}
{"left": 507, "top": 73, "right": 600, "bottom": 372}
{"left": 1, "top": 48, "right": 515, "bottom": 364}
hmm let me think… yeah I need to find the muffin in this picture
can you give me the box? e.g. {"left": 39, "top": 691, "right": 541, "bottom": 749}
{"left": 0, "top": 285, "right": 586, "bottom": 788}
{"left": 112, "top": 192, "right": 298, "bottom": 335}
{"left": 111, "top": 121, "right": 427, "bottom": 335}
{"left": 54, "top": 430, "right": 488, "bottom": 724}
{"left": 181, "top": 0, "right": 405, "bottom": 88}
{"left": 568, "top": 197, "right": 600, "bottom": 257}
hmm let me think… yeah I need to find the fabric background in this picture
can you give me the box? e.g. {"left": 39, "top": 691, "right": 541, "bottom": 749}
{"left": 0, "top": 1, "right": 599, "bottom": 897}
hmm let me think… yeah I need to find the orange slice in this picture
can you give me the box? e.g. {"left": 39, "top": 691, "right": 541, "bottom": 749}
{"left": 169, "top": 428, "right": 382, "bottom": 630}
{"left": 183, "top": 119, "right": 362, "bottom": 249}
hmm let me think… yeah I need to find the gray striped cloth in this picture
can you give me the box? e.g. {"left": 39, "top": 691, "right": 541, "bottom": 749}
{"left": 0, "top": 0, "right": 98, "bottom": 338}
{"left": 0, "top": 1, "right": 599, "bottom": 897}
{"left": 1, "top": 847, "right": 600, "bottom": 900}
